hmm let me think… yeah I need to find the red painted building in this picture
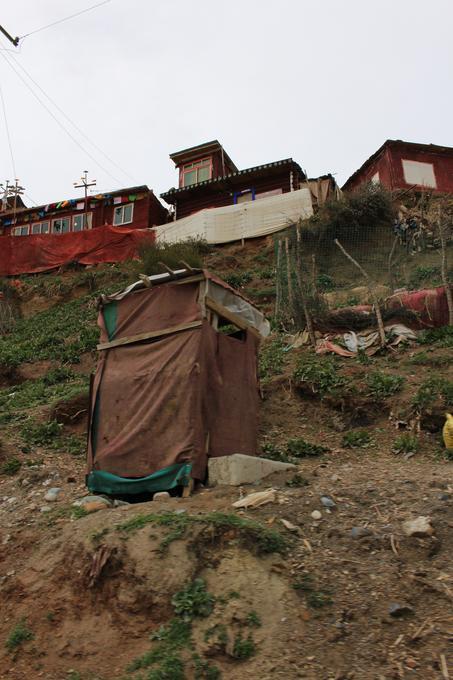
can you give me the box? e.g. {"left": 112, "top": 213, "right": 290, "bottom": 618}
{"left": 0, "top": 185, "right": 168, "bottom": 237}
{"left": 343, "top": 140, "right": 453, "bottom": 194}
{"left": 160, "top": 140, "right": 306, "bottom": 220}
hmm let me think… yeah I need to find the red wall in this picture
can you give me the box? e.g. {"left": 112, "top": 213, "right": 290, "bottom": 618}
{"left": 345, "top": 145, "right": 453, "bottom": 194}
{"left": 2, "top": 191, "right": 167, "bottom": 236}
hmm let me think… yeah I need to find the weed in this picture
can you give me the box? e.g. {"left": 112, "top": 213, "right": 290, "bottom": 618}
{"left": 258, "top": 335, "right": 287, "bottom": 382}
{"left": 418, "top": 326, "right": 453, "bottom": 348}
{"left": 413, "top": 377, "right": 453, "bottom": 410}
{"left": 286, "top": 437, "right": 329, "bottom": 458}
{"left": 45, "top": 612, "right": 55, "bottom": 622}
{"left": 21, "top": 419, "right": 62, "bottom": 446}
{"left": 293, "top": 355, "right": 345, "bottom": 397}
{"left": 393, "top": 434, "right": 419, "bottom": 455}
{"left": 365, "top": 371, "right": 405, "bottom": 400}
{"left": 6, "top": 619, "right": 34, "bottom": 651}
{"left": 255, "top": 267, "right": 275, "bottom": 281}
{"left": 409, "top": 265, "right": 441, "bottom": 288}
{"left": 261, "top": 442, "right": 290, "bottom": 463}
{"left": 172, "top": 579, "right": 215, "bottom": 622}
{"left": 342, "top": 429, "right": 373, "bottom": 448}
{"left": 192, "top": 654, "right": 221, "bottom": 679}
{"left": 306, "top": 591, "right": 333, "bottom": 608}
{"left": 245, "top": 611, "right": 261, "bottom": 628}
{"left": 138, "top": 237, "right": 208, "bottom": 276}
{"left": 286, "top": 473, "right": 309, "bottom": 488}
{"left": 232, "top": 632, "right": 255, "bottom": 660}
{"left": 117, "top": 511, "right": 287, "bottom": 555}
{"left": 317, "top": 273, "right": 336, "bottom": 292}
{"left": 223, "top": 271, "right": 253, "bottom": 288}
{"left": 357, "top": 348, "right": 371, "bottom": 365}
{"left": 1, "top": 457, "right": 21, "bottom": 475}
{"left": 408, "top": 351, "right": 451, "bottom": 367}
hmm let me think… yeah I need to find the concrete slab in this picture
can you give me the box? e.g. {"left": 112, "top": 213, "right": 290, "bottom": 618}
{"left": 208, "top": 454, "right": 296, "bottom": 486}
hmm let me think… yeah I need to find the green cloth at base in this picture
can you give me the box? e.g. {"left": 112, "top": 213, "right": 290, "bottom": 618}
{"left": 87, "top": 462, "right": 192, "bottom": 496}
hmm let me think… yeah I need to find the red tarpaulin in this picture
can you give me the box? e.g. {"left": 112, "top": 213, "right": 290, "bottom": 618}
{"left": 384, "top": 286, "right": 450, "bottom": 328}
{"left": 0, "top": 225, "right": 155, "bottom": 276}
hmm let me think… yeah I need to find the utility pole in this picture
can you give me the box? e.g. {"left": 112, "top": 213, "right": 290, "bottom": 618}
{"left": 0, "top": 25, "right": 19, "bottom": 47}
{"left": 0, "top": 179, "right": 24, "bottom": 223}
{"left": 73, "top": 170, "right": 96, "bottom": 229}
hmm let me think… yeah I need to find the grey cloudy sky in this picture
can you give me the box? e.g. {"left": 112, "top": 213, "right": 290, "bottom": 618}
{"left": 1, "top": 0, "right": 452, "bottom": 207}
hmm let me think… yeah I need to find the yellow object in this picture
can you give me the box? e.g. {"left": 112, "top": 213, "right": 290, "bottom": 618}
{"left": 443, "top": 413, "right": 453, "bottom": 449}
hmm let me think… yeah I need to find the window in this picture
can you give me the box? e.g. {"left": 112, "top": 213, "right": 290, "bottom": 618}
{"left": 402, "top": 160, "right": 437, "bottom": 188}
{"left": 182, "top": 158, "right": 212, "bottom": 187}
{"left": 12, "top": 225, "right": 29, "bottom": 236}
{"left": 52, "top": 217, "right": 70, "bottom": 234}
{"left": 113, "top": 203, "right": 134, "bottom": 226}
{"left": 234, "top": 189, "right": 255, "bottom": 204}
{"left": 72, "top": 213, "right": 92, "bottom": 232}
{"left": 31, "top": 221, "right": 50, "bottom": 235}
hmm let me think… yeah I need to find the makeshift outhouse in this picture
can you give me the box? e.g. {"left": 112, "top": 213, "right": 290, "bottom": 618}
{"left": 86, "top": 268, "right": 270, "bottom": 496}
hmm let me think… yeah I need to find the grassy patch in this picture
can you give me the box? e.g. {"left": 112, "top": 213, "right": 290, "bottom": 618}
{"left": 365, "top": 371, "right": 404, "bottom": 400}
{"left": 417, "top": 325, "right": 453, "bottom": 348}
{"left": 408, "top": 351, "right": 451, "bottom": 368}
{"left": 413, "top": 376, "right": 453, "bottom": 410}
{"left": 409, "top": 265, "right": 442, "bottom": 288}
{"left": 258, "top": 335, "right": 287, "bottom": 382}
{"left": 1, "top": 457, "right": 21, "bottom": 476}
{"left": 5, "top": 619, "right": 34, "bottom": 651}
{"left": 223, "top": 271, "right": 253, "bottom": 288}
{"left": 293, "top": 355, "right": 346, "bottom": 397}
{"left": 116, "top": 511, "right": 287, "bottom": 555}
{"left": 19, "top": 418, "right": 85, "bottom": 456}
{"left": 342, "top": 429, "right": 373, "bottom": 449}
{"left": 138, "top": 238, "right": 209, "bottom": 276}
{"left": 262, "top": 438, "right": 328, "bottom": 464}
{"left": 392, "top": 434, "right": 419, "bottom": 455}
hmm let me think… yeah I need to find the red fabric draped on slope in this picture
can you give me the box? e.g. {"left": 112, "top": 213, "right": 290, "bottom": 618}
{"left": 0, "top": 226, "right": 155, "bottom": 276}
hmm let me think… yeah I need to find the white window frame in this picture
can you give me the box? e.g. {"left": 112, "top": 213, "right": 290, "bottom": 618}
{"left": 402, "top": 159, "right": 437, "bottom": 188}
{"left": 12, "top": 225, "right": 30, "bottom": 236}
{"left": 113, "top": 203, "right": 134, "bottom": 226}
{"left": 52, "top": 217, "right": 71, "bottom": 234}
{"left": 31, "top": 221, "right": 50, "bottom": 235}
{"left": 72, "top": 212, "right": 92, "bottom": 232}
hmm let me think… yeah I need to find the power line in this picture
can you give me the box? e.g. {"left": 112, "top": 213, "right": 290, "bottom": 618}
{"left": 19, "top": 0, "right": 113, "bottom": 41}
{"left": 0, "top": 81, "right": 16, "bottom": 178}
{"left": 7, "top": 51, "right": 136, "bottom": 184}
{"left": 0, "top": 50, "right": 123, "bottom": 187}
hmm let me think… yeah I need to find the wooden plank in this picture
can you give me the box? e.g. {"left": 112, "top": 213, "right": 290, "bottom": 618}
{"left": 97, "top": 320, "right": 202, "bottom": 351}
{"left": 205, "top": 296, "right": 261, "bottom": 339}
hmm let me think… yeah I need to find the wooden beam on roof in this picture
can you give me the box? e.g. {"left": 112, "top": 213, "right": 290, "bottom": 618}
{"left": 97, "top": 320, "right": 202, "bottom": 351}
{"left": 205, "top": 296, "right": 261, "bottom": 339}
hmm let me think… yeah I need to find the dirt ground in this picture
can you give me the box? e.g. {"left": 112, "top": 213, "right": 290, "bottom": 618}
{"left": 0, "top": 249, "right": 452, "bottom": 680}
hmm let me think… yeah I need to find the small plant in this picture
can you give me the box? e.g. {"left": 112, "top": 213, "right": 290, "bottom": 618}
{"left": 286, "top": 473, "right": 309, "bottom": 488}
{"left": 171, "top": 579, "right": 215, "bottom": 622}
{"left": 232, "top": 631, "right": 255, "bottom": 660}
{"left": 1, "top": 457, "right": 21, "bottom": 476}
{"left": 192, "top": 654, "right": 221, "bottom": 680}
{"left": 293, "top": 355, "right": 346, "bottom": 397}
{"left": 21, "top": 419, "right": 62, "bottom": 446}
{"left": 317, "top": 273, "right": 336, "bottom": 292}
{"left": 417, "top": 325, "right": 453, "bottom": 348}
{"left": 408, "top": 351, "right": 450, "bottom": 367}
{"left": 245, "top": 611, "right": 261, "bottom": 628}
{"left": 259, "top": 335, "right": 287, "bottom": 382}
{"left": 261, "top": 442, "right": 290, "bottom": 463}
{"left": 413, "top": 377, "right": 453, "bottom": 410}
{"left": 409, "top": 265, "right": 441, "bottom": 288}
{"left": 224, "top": 271, "right": 253, "bottom": 288}
{"left": 342, "top": 429, "right": 373, "bottom": 448}
{"left": 365, "top": 371, "right": 404, "bottom": 399}
{"left": 392, "top": 434, "right": 419, "bottom": 455}
{"left": 6, "top": 619, "right": 34, "bottom": 651}
{"left": 286, "top": 437, "right": 329, "bottom": 458}
{"left": 306, "top": 591, "right": 333, "bottom": 608}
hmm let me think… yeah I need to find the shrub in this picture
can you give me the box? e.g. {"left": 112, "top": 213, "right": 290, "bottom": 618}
{"left": 259, "top": 335, "right": 287, "bottom": 381}
{"left": 223, "top": 271, "right": 253, "bottom": 288}
{"left": 138, "top": 238, "right": 208, "bottom": 276}
{"left": 6, "top": 619, "right": 34, "bottom": 651}
{"left": 1, "top": 457, "right": 21, "bottom": 476}
{"left": 293, "top": 355, "right": 345, "bottom": 397}
{"left": 365, "top": 371, "right": 405, "bottom": 399}
{"left": 393, "top": 434, "right": 419, "bottom": 455}
{"left": 342, "top": 429, "right": 373, "bottom": 448}
{"left": 286, "top": 437, "right": 329, "bottom": 458}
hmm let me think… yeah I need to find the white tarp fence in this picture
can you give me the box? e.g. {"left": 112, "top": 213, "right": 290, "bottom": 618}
{"left": 154, "top": 187, "right": 313, "bottom": 245}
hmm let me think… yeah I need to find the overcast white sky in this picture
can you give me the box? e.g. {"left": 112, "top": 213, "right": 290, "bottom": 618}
{"left": 1, "top": 0, "right": 452, "bottom": 207}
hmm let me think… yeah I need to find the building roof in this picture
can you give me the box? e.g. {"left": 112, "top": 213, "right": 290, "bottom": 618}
{"left": 161, "top": 158, "right": 304, "bottom": 203}
{"left": 169, "top": 140, "right": 238, "bottom": 172}
{"left": 0, "top": 185, "right": 151, "bottom": 220}
{"left": 342, "top": 139, "right": 453, "bottom": 190}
